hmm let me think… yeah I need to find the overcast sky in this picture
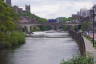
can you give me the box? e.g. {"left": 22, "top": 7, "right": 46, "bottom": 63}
{"left": 12, "top": 0, "right": 96, "bottom": 19}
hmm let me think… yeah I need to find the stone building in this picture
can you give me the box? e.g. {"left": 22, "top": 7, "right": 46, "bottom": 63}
{"left": 4, "top": 0, "right": 11, "bottom": 6}
{"left": 13, "top": 5, "right": 31, "bottom": 14}
{"left": 13, "top": 6, "right": 26, "bottom": 14}
{"left": 77, "top": 9, "right": 90, "bottom": 18}
{"left": 25, "top": 5, "right": 30, "bottom": 13}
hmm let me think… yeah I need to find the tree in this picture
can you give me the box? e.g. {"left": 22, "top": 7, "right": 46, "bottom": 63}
{"left": 0, "top": 0, "right": 25, "bottom": 48}
{"left": 81, "top": 21, "right": 92, "bottom": 32}
{"left": 19, "top": 11, "right": 47, "bottom": 22}
{"left": 0, "top": 0, "right": 19, "bottom": 32}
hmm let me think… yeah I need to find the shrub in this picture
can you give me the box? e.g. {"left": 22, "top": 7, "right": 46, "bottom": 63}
{"left": 8, "top": 31, "right": 25, "bottom": 48}
{"left": 0, "top": 31, "right": 25, "bottom": 48}
{"left": 85, "top": 35, "right": 96, "bottom": 47}
{"left": 61, "top": 56, "right": 94, "bottom": 64}
{"left": 0, "top": 0, "right": 25, "bottom": 49}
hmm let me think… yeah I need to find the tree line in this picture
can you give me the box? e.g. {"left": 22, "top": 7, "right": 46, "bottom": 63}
{"left": 0, "top": 0, "right": 25, "bottom": 49}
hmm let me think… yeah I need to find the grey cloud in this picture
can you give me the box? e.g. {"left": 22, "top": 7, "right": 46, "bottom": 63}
{"left": 11, "top": 0, "right": 95, "bottom": 19}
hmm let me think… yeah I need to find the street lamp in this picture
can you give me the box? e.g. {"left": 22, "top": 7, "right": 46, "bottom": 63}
{"left": 90, "top": 7, "right": 95, "bottom": 47}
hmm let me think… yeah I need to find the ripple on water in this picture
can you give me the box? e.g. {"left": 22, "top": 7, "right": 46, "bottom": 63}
{"left": 0, "top": 32, "right": 80, "bottom": 64}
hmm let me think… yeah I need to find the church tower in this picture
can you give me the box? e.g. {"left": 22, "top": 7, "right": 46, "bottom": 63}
{"left": 25, "top": 5, "right": 30, "bottom": 13}
{"left": 4, "top": 0, "right": 11, "bottom": 6}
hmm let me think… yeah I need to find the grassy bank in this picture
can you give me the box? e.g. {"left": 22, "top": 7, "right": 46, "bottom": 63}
{"left": 84, "top": 35, "right": 96, "bottom": 47}
{"left": 61, "top": 56, "right": 94, "bottom": 64}
{"left": 0, "top": 31, "right": 25, "bottom": 49}
{"left": 0, "top": 0, "right": 26, "bottom": 49}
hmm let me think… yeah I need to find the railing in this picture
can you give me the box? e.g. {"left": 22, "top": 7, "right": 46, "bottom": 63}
{"left": 18, "top": 21, "right": 79, "bottom": 25}
{"left": 69, "top": 30, "right": 86, "bottom": 56}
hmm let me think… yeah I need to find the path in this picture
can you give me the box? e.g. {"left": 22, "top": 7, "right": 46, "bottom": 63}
{"left": 83, "top": 37, "right": 96, "bottom": 63}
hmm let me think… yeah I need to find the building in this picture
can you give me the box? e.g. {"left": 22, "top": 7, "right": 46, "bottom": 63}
{"left": 77, "top": 9, "right": 90, "bottom": 18}
{"left": 72, "top": 9, "right": 91, "bottom": 23}
{"left": 72, "top": 14, "right": 80, "bottom": 23}
{"left": 13, "top": 4, "right": 31, "bottom": 14}
{"left": 13, "top": 6, "right": 26, "bottom": 14}
{"left": 4, "top": 0, "right": 11, "bottom": 6}
{"left": 25, "top": 5, "right": 30, "bottom": 13}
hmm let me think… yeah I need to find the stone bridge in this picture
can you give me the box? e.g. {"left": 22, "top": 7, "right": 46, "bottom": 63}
{"left": 19, "top": 22, "right": 80, "bottom": 33}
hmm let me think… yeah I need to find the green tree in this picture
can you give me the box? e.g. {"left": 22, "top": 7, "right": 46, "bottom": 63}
{"left": 0, "top": 0, "right": 25, "bottom": 48}
{"left": 20, "top": 12, "right": 47, "bottom": 22}
{"left": 81, "top": 21, "right": 92, "bottom": 31}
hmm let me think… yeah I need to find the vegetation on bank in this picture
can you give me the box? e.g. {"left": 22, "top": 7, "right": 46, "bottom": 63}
{"left": 81, "top": 21, "right": 92, "bottom": 32}
{"left": 84, "top": 35, "right": 96, "bottom": 47}
{"left": 61, "top": 56, "right": 94, "bottom": 64}
{"left": 78, "top": 21, "right": 96, "bottom": 47}
{"left": 19, "top": 11, "right": 48, "bottom": 22}
{"left": 39, "top": 26, "right": 52, "bottom": 31}
{"left": 0, "top": 0, "right": 25, "bottom": 48}
{"left": 0, "top": 31, "right": 25, "bottom": 48}
{"left": 18, "top": 8, "right": 49, "bottom": 31}
{"left": 56, "top": 17, "right": 74, "bottom": 22}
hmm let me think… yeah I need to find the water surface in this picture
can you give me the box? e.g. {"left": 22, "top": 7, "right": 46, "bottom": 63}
{"left": 0, "top": 32, "right": 79, "bottom": 64}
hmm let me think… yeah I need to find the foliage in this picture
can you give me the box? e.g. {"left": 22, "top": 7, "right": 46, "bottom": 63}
{"left": 62, "top": 25, "right": 69, "bottom": 31}
{"left": 84, "top": 35, "right": 96, "bottom": 47}
{"left": 56, "top": 17, "right": 74, "bottom": 22}
{"left": 0, "top": 0, "right": 19, "bottom": 32}
{"left": 0, "top": 32, "right": 25, "bottom": 48}
{"left": 81, "top": 21, "right": 92, "bottom": 31}
{"left": 61, "top": 56, "right": 94, "bottom": 64}
{"left": 39, "top": 26, "right": 51, "bottom": 31}
{"left": 0, "top": 0, "right": 25, "bottom": 48}
{"left": 19, "top": 12, "right": 47, "bottom": 22}
{"left": 30, "top": 26, "right": 40, "bottom": 32}
{"left": 9, "top": 31, "right": 25, "bottom": 47}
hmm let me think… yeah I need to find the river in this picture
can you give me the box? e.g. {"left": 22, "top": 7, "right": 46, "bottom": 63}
{"left": 0, "top": 31, "right": 79, "bottom": 64}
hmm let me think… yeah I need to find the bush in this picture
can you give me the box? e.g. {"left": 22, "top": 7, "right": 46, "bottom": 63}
{"left": 85, "top": 35, "right": 96, "bottom": 47}
{"left": 0, "top": 31, "right": 25, "bottom": 48}
{"left": 0, "top": 0, "right": 25, "bottom": 49}
{"left": 61, "top": 56, "right": 94, "bottom": 64}
{"left": 31, "top": 26, "right": 40, "bottom": 32}
{"left": 11, "top": 32, "right": 25, "bottom": 43}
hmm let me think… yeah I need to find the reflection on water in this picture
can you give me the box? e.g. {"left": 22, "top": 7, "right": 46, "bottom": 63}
{"left": 0, "top": 32, "right": 79, "bottom": 64}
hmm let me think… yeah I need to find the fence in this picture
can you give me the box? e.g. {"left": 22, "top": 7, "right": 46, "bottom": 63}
{"left": 69, "top": 30, "right": 86, "bottom": 56}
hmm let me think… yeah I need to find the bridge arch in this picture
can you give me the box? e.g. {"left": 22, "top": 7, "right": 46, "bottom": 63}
{"left": 19, "top": 22, "right": 80, "bottom": 33}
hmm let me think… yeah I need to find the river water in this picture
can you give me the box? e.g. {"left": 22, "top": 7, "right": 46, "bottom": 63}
{"left": 0, "top": 31, "right": 79, "bottom": 64}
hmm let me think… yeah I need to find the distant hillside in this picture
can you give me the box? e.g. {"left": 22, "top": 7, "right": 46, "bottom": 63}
{"left": 56, "top": 17, "right": 73, "bottom": 22}
{"left": 19, "top": 12, "right": 48, "bottom": 22}
{"left": 0, "top": 0, "right": 25, "bottom": 48}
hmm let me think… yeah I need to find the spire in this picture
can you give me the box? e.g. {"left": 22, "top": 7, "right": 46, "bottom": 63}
{"left": 25, "top": 5, "right": 30, "bottom": 13}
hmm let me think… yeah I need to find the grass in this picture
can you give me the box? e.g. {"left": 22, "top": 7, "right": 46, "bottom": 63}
{"left": 61, "top": 56, "right": 94, "bottom": 64}
{"left": 84, "top": 35, "right": 96, "bottom": 47}
{"left": 0, "top": 31, "right": 25, "bottom": 49}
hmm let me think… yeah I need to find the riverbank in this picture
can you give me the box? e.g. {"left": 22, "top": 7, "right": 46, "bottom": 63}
{"left": 0, "top": 0, "right": 26, "bottom": 49}
{"left": 85, "top": 35, "right": 96, "bottom": 47}
{"left": 83, "top": 37, "right": 96, "bottom": 63}
{"left": 0, "top": 31, "right": 25, "bottom": 49}
{"left": 0, "top": 32, "right": 79, "bottom": 64}
{"left": 61, "top": 56, "right": 94, "bottom": 64}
